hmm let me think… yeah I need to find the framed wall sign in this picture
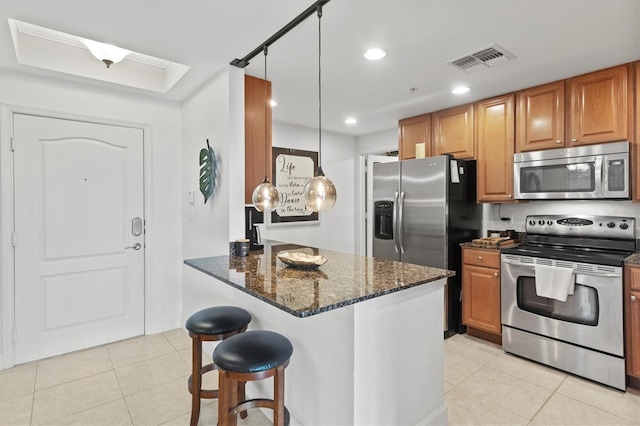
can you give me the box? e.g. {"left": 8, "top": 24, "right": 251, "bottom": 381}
{"left": 270, "top": 147, "right": 319, "bottom": 224}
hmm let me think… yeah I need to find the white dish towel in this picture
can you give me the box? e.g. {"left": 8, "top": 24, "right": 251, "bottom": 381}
{"left": 534, "top": 264, "right": 575, "bottom": 302}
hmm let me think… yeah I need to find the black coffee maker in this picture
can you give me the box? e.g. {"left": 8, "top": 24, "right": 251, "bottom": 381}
{"left": 245, "top": 207, "right": 263, "bottom": 251}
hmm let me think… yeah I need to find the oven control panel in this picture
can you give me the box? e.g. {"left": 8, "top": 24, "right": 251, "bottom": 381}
{"left": 525, "top": 215, "right": 635, "bottom": 239}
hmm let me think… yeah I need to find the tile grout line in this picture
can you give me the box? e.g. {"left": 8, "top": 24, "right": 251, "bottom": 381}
{"left": 525, "top": 373, "right": 568, "bottom": 425}
{"left": 107, "top": 348, "right": 136, "bottom": 426}
{"left": 28, "top": 361, "right": 39, "bottom": 426}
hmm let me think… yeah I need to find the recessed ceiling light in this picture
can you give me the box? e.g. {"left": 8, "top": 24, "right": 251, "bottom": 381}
{"left": 270, "top": 99, "right": 278, "bottom": 107}
{"left": 364, "top": 48, "right": 386, "bottom": 60}
{"left": 345, "top": 118, "right": 357, "bottom": 125}
{"left": 452, "top": 86, "right": 470, "bottom": 94}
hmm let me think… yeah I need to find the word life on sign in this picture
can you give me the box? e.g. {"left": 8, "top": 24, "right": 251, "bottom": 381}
{"left": 271, "top": 148, "right": 318, "bottom": 223}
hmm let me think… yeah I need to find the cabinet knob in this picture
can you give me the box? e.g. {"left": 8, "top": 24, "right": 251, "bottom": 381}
{"left": 508, "top": 194, "right": 512, "bottom": 199}
{"left": 494, "top": 272, "right": 498, "bottom": 277}
{"left": 556, "top": 140, "right": 562, "bottom": 144}
{"left": 477, "top": 256, "right": 483, "bottom": 260}
{"left": 632, "top": 295, "right": 637, "bottom": 301}
{"left": 572, "top": 138, "right": 578, "bottom": 142}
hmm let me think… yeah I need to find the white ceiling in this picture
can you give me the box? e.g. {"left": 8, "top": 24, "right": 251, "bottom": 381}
{"left": 1, "top": 0, "right": 639, "bottom": 137}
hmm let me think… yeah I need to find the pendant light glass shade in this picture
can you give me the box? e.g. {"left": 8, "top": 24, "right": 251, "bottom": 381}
{"left": 252, "top": 177, "right": 280, "bottom": 212}
{"left": 303, "top": 167, "right": 336, "bottom": 212}
{"left": 251, "top": 46, "right": 280, "bottom": 212}
{"left": 302, "top": 5, "right": 337, "bottom": 213}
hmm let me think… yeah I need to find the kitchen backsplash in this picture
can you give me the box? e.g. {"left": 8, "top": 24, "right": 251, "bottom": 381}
{"left": 482, "top": 200, "right": 640, "bottom": 236}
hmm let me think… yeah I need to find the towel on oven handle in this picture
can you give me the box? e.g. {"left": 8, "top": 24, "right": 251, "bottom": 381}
{"left": 534, "top": 264, "right": 575, "bottom": 302}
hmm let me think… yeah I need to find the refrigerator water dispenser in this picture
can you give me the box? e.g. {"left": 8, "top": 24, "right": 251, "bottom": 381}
{"left": 374, "top": 201, "right": 394, "bottom": 240}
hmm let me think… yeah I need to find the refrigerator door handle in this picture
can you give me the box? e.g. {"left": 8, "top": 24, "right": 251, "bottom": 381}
{"left": 398, "top": 190, "right": 405, "bottom": 253}
{"left": 392, "top": 191, "right": 400, "bottom": 253}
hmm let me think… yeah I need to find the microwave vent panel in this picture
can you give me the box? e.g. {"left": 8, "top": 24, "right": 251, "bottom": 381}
{"left": 447, "top": 44, "right": 515, "bottom": 73}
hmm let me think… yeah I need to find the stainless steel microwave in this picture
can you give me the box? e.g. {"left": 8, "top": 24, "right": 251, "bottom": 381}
{"left": 514, "top": 142, "right": 629, "bottom": 200}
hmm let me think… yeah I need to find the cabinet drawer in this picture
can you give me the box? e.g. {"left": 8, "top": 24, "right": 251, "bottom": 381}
{"left": 463, "top": 248, "right": 500, "bottom": 268}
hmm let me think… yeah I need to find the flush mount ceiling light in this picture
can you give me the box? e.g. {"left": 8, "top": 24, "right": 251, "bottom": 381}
{"left": 364, "top": 48, "right": 386, "bottom": 60}
{"left": 7, "top": 19, "right": 190, "bottom": 93}
{"left": 452, "top": 86, "right": 470, "bottom": 94}
{"left": 345, "top": 118, "right": 357, "bottom": 124}
{"left": 252, "top": 46, "right": 280, "bottom": 212}
{"left": 81, "top": 39, "right": 131, "bottom": 68}
{"left": 303, "top": 4, "right": 337, "bottom": 213}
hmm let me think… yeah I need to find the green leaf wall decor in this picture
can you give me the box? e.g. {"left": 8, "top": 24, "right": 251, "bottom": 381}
{"left": 199, "top": 139, "right": 217, "bottom": 203}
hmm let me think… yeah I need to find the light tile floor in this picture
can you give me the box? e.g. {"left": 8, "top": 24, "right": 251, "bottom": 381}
{"left": 1, "top": 330, "right": 638, "bottom": 425}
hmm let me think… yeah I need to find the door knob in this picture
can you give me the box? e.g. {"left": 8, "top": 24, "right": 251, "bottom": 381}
{"left": 126, "top": 243, "right": 142, "bottom": 251}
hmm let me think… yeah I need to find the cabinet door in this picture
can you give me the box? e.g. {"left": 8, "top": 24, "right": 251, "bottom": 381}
{"left": 626, "top": 265, "right": 640, "bottom": 378}
{"left": 433, "top": 103, "right": 475, "bottom": 159}
{"left": 516, "top": 81, "right": 565, "bottom": 152}
{"left": 476, "top": 94, "right": 516, "bottom": 203}
{"left": 399, "top": 114, "right": 431, "bottom": 160}
{"left": 462, "top": 263, "right": 501, "bottom": 336}
{"left": 568, "top": 65, "right": 629, "bottom": 146}
{"left": 245, "top": 75, "right": 272, "bottom": 204}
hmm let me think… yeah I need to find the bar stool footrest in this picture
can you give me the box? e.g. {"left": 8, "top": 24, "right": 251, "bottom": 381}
{"left": 231, "top": 399, "right": 289, "bottom": 426}
{"left": 187, "top": 362, "right": 219, "bottom": 399}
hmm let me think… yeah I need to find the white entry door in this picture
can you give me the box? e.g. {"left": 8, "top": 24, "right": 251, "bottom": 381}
{"left": 13, "top": 114, "right": 145, "bottom": 363}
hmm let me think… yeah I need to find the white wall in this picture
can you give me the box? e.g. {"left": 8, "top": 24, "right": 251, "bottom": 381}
{"left": 356, "top": 128, "right": 397, "bottom": 156}
{"left": 259, "top": 121, "right": 358, "bottom": 253}
{"left": 181, "top": 66, "right": 246, "bottom": 260}
{"left": 0, "top": 71, "right": 183, "bottom": 366}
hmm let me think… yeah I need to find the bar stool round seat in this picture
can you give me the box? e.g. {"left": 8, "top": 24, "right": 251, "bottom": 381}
{"left": 214, "top": 330, "right": 293, "bottom": 426}
{"left": 185, "top": 306, "right": 251, "bottom": 426}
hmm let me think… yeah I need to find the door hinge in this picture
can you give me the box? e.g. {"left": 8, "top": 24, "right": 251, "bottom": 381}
{"left": 12, "top": 232, "right": 16, "bottom": 246}
{"left": 12, "top": 327, "right": 17, "bottom": 342}
{"left": 11, "top": 137, "right": 16, "bottom": 151}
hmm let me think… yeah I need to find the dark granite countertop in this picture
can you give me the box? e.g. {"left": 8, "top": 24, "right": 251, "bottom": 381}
{"left": 184, "top": 241, "right": 454, "bottom": 318}
{"left": 625, "top": 253, "right": 640, "bottom": 266}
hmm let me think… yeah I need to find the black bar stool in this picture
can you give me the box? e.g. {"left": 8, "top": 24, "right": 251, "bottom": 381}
{"left": 185, "top": 306, "right": 252, "bottom": 426}
{"left": 213, "top": 330, "right": 293, "bottom": 426}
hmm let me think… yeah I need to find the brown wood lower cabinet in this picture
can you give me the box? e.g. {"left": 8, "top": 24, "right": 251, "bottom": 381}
{"left": 625, "top": 264, "right": 640, "bottom": 379}
{"left": 462, "top": 247, "right": 501, "bottom": 341}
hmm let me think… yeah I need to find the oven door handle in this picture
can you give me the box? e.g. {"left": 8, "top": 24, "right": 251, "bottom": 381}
{"left": 501, "top": 258, "right": 622, "bottom": 278}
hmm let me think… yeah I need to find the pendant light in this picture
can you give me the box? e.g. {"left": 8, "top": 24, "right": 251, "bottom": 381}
{"left": 302, "top": 5, "right": 337, "bottom": 212}
{"left": 251, "top": 46, "right": 280, "bottom": 212}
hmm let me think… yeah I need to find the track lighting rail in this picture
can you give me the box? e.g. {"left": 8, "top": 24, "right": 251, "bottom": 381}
{"left": 230, "top": 0, "right": 331, "bottom": 68}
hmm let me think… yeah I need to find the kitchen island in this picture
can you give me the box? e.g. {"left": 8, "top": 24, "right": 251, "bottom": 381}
{"left": 183, "top": 241, "right": 453, "bottom": 425}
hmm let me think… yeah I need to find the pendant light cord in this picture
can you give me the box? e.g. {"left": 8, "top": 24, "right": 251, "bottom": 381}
{"left": 263, "top": 45, "right": 269, "bottom": 182}
{"left": 317, "top": 5, "right": 323, "bottom": 173}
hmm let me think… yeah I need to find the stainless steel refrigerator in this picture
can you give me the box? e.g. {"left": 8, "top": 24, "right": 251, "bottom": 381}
{"left": 372, "top": 155, "right": 482, "bottom": 336}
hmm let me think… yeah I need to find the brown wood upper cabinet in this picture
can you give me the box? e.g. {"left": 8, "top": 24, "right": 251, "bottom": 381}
{"left": 476, "top": 94, "right": 516, "bottom": 203}
{"left": 516, "top": 81, "right": 565, "bottom": 152}
{"left": 568, "top": 65, "right": 629, "bottom": 146}
{"left": 433, "top": 103, "right": 475, "bottom": 159}
{"left": 244, "top": 75, "right": 272, "bottom": 204}
{"left": 398, "top": 114, "right": 431, "bottom": 160}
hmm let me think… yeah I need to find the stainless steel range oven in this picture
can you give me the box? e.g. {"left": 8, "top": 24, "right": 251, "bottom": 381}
{"left": 501, "top": 215, "right": 636, "bottom": 390}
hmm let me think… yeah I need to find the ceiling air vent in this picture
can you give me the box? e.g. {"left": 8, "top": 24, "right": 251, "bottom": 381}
{"left": 447, "top": 44, "right": 515, "bottom": 73}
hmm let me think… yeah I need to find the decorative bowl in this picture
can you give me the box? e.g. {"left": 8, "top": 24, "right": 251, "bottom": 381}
{"left": 277, "top": 252, "right": 327, "bottom": 269}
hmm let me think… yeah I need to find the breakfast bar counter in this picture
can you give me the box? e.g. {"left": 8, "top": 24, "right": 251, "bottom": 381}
{"left": 183, "top": 241, "right": 453, "bottom": 425}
